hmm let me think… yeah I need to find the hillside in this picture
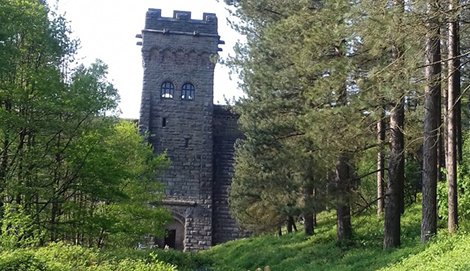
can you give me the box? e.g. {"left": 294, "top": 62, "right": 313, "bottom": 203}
{"left": 203, "top": 204, "right": 470, "bottom": 271}
{"left": 3, "top": 203, "right": 470, "bottom": 271}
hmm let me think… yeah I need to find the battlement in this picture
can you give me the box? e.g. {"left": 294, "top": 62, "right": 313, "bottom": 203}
{"left": 145, "top": 9, "right": 218, "bottom": 35}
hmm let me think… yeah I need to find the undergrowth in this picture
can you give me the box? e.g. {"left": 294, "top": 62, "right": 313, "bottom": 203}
{"left": 0, "top": 243, "right": 212, "bottom": 271}
{"left": 203, "top": 203, "right": 470, "bottom": 271}
{"left": 4, "top": 203, "right": 470, "bottom": 271}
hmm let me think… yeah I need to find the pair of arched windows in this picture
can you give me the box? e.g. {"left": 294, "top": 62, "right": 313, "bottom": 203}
{"left": 161, "top": 82, "right": 195, "bottom": 100}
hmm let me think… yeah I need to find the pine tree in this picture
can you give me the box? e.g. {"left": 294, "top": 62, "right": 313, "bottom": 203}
{"left": 421, "top": 0, "right": 441, "bottom": 243}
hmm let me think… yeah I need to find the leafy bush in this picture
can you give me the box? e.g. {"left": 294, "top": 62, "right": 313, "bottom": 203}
{"left": 0, "top": 250, "right": 47, "bottom": 271}
{"left": 150, "top": 249, "right": 212, "bottom": 271}
{"left": 0, "top": 243, "right": 177, "bottom": 271}
{"left": 0, "top": 204, "right": 41, "bottom": 249}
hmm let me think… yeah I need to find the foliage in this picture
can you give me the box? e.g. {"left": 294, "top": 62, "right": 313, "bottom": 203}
{"left": 224, "top": 0, "right": 431, "bottom": 240}
{"left": 438, "top": 132, "right": 470, "bottom": 221}
{"left": 380, "top": 232, "right": 470, "bottom": 271}
{"left": 0, "top": 204, "right": 40, "bottom": 249}
{"left": 149, "top": 249, "right": 213, "bottom": 271}
{"left": 0, "top": 0, "right": 170, "bottom": 248}
{"left": 203, "top": 204, "right": 425, "bottom": 271}
{"left": 204, "top": 202, "right": 470, "bottom": 271}
{"left": 0, "top": 243, "right": 177, "bottom": 271}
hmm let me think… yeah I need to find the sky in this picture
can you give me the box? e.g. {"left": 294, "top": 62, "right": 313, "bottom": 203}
{"left": 47, "top": 0, "right": 244, "bottom": 119}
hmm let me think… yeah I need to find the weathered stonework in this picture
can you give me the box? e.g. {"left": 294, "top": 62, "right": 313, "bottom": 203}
{"left": 138, "top": 9, "right": 245, "bottom": 251}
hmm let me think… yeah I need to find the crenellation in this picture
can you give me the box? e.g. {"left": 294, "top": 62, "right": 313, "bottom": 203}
{"left": 144, "top": 9, "right": 218, "bottom": 36}
{"left": 174, "top": 10, "right": 191, "bottom": 20}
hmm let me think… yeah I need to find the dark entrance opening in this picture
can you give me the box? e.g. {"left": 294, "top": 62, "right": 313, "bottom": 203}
{"left": 164, "top": 229, "right": 176, "bottom": 248}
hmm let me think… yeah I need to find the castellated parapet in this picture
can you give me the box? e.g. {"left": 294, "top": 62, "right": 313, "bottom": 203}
{"left": 138, "top": 9, "right": 245, "bottom": 252}
{"left": 145, "top": 9, "right": 218, "bottom": 35}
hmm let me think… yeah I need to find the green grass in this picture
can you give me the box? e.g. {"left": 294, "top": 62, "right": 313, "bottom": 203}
{"left": 0, "top": 243, "right": 212, "bottom": 271}
{"left": 203, "top": 204, "right": 470, "bottom": 271}
{"left": 4, "top": 203, "right": 470, "bottom": 270}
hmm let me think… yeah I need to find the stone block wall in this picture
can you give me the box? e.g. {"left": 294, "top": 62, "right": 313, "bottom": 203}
{"left": 139, "top": 9, "right": 220, "bottom": 251}
{"left": 139, "top": 9, "right": 246, "bottom": 251}
{"left": 212, "top": 105, "right": 246, "bottom": 245}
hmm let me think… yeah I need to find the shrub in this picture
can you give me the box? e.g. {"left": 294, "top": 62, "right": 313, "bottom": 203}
{"left": 0, "top": 244, "right": 178, "bottom": 271}
{"left": 0, "top": 250, "right": 47, "bottom": 271}
{"left": 150, "top": 249, "right": 212, "bottom": 271}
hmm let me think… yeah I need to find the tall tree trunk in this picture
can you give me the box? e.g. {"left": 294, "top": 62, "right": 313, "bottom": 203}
{"left": 421, "top": 1, "right": 441, "bottom": 243}
{"left": 303, "top": 185, "right": 315, "bottom": 235}
{"left": 455, "top": 22, "right": 462, "bottom": 163}
{"left": 384, "top": 0, "right": 405, "bottom": 249}
{"left": 384, "top": 100, "right": 404, "bottom": 249}
{"left": 377, "top": 117, "right": 385, "bottom": 216}
{"left": 287, "top": 216, "right": 293, "bottom": 233}
{"left": 335, "top": 154, "right": 352, "bottom": 243}
{"left": 446, "top": 0, "right": 459, "bottom": 233}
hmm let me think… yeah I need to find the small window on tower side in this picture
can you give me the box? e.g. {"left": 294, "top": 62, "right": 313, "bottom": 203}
{"left": 181, "top": 83, "right": 195, "bottom": 100}
{"left": 161, "top": 82, "right": 174, "bottom": 99}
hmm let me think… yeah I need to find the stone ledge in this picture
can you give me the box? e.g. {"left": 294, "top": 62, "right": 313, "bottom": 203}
{"left": 163, "top": 199, "right": 197, "bottom": 207}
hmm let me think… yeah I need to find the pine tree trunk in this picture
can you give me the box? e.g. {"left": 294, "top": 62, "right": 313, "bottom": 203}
{"left": 287, "top": 216, "right": 293, "bottom": 233}
{"left": 304, "top": 212, "right": 315, "bottom": 235}
{"left": 335, "top": 155, "right": 352, "bottom": 243}
{"left": 455, "top": 21, "right": 462, "bottom": 163}
{"left": 421, "top": 1, "right": 441, "bottom": 243}
{"left": 303, "top": 185, "right": 314, "bottom": 235}
{"left": 377, "top": 117, "right": 385, "bottom": 216}
{"left": 447, "top": 0, "right": 459, "bottom": 233}
{"left": 384, "top": 100, "right": 404, "bottom": 249}
{"left": 384, "top": 0, "right": 405, "bottom": 248}
{"left": 291, "top": 216, "right": 298, "bottom": 232}
{"left": 336, "top": 204, "right": 351, "bottom": 243}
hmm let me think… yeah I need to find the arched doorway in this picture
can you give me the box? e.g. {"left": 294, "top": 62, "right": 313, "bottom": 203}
{"left": 157, "top": 217, "right": 185, "bottom": 250}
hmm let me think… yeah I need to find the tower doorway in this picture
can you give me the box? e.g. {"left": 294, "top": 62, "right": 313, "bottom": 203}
{"left": 157, "top": 219, "right": 185, "bottom": 250}
{"left": 164, "top": 229, "right": 176, "bottom": 248}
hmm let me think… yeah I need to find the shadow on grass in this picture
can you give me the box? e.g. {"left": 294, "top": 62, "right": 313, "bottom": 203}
{"left": 204, "top": 204, "right": 426, "bottom": 271}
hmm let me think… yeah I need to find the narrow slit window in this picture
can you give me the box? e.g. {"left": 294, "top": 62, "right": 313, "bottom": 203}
{"left": 162, "top": 118, "right": 167, "bottom": 127}
{"left": 181, "top": 83, "right": 195, "bottom": 100}
{"left": 161, "top": 82, "right": 174, "bottom": 99}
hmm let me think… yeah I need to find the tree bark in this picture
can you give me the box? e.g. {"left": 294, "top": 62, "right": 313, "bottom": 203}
{"left": 335, "top": 154, "right": 352, "bottom": 243}
{"left": 421, "top": 1, "right": 441, "bottom": 243}
{"left": 287, "top": 216, "right": 293, "bottom": 233}
{"left": 303, "top": 185, "right": 315, "bottom": 235}
{"left": 384, "top": 0, "right": 405, "bottom": 249}
{"left": 290, "top": 216, "right": 298, "bottom": 232}
{"left": 377, "top": 117, "right": 385, "bottom": 216}
{"left": 455, "top": 22, "right": 462, "bottom": 163}
{"left": 384, "top": 99, "right": 404, "bottom": 249}
{"left": 446, "top": 0, "right": 459, "bottom": 233}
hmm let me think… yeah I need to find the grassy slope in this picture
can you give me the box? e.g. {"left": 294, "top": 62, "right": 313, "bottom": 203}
{"left": 203, "top": 204, "right": 470, "bottom": 271}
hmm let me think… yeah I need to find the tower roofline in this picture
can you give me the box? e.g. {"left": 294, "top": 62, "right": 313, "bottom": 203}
{"left": 145, "top": 9, "right": 218, "bottom": 35}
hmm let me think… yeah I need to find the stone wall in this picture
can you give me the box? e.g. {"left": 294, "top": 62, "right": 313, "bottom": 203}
{"left": 138, "top": 9, "right": 246, "bottom": 251}
{"left": 139, "top": 9, "right": 220, "bottom": 251}
{"left": 212, "top": 105, "right": 246, "bottom": 245}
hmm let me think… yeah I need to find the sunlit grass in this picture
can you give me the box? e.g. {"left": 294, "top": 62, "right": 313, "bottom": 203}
{"left": 203, "top": 203, "right": 470, "bottom": 271}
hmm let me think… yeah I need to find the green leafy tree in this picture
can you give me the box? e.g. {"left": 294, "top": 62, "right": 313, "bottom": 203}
{"left": 0, "top": 0, "right": 170, "bottom": 248}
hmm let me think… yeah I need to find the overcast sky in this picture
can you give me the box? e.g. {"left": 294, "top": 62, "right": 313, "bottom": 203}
{"left": 47, "top": 0, "right": 244, "bottom": 119}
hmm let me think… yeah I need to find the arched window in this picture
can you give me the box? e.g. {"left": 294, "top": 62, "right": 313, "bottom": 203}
{"left": 181, "top": 83, "right": 195, "bottom": 100}
{"left": 161, "top": 82, "right": 174, "bottom": 99}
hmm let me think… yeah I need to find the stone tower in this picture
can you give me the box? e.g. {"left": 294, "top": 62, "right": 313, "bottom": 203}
{"left": 138, "top": 9, "right": 243, "bottom": 252}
